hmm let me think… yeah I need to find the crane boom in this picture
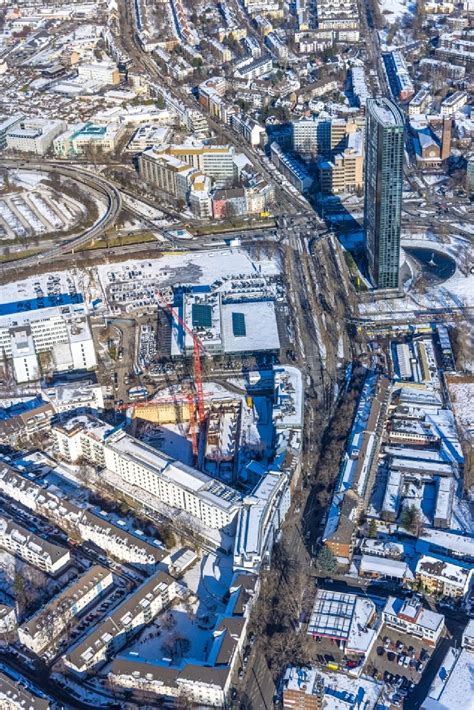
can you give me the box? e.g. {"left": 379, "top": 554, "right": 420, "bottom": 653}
{"left": 164, "top": 302, "right": 206, "bottom": 427}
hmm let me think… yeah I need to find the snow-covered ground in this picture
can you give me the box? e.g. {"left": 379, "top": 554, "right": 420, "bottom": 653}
{"left": 97, "top": 248, "right": 282, "bottom": 292}
{"left": 379, "top": 0, "right": 415, "bottom": 23}
{"left": 127, "top": 551, "right": 233, "bottom": 663}
{"left": 447, "top": 378, "right": 474, "bottom": 437}
{"left": 359, "top": 233, "right": 474, "bottom": 322}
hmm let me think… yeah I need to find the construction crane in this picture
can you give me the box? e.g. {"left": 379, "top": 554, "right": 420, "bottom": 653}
{"left": 162, "top": 301, "right": 206, "bottom": 427}
{"left": 117, "top": 301, "right": 209, "bottom": 457}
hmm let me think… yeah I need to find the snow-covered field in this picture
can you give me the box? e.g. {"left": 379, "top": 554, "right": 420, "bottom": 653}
{"left": 379, "top": 0, "right": 415, "bottom": 23}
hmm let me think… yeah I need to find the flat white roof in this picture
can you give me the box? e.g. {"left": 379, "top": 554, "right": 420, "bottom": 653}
{"left": 417, "top": 529, "right": 474, "bottom": 558}
{"left": 221, "top": 300, "right": 280, "bottom": 354}
{"left": 426, "top": 647, "right": 474, "bottom": 708}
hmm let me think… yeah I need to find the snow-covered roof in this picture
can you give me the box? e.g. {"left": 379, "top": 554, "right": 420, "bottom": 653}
{"left": 360, "top": 554, "right": 413, "bottom": 580}
{"left": 416, "top": 529, "right": 474, "bottom": 560}
{"left": 221, "top": 300, "right": 280, "bottom": 354}
{"left": 424, "top": 647, "right": 474, "bottom": 709}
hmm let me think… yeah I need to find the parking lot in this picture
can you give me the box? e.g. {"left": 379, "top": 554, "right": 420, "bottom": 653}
{"left": 365, "top": 624, "right": 435, "bottom": 707}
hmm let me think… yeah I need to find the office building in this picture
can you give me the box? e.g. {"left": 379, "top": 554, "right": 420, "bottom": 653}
{"left": 6, "top": 119, "right": 66, "bottom": 156}
{"left": 77, "top": 62, "right": 120, "bottom": 85}
{"left": 0, "top": 113, "right": 24, "bottom": 151}
{"left": 0, "top": 307, "right": 97, "bottom": 383}
{"left": 53, "top": 122, "right": 126, "bottom": 157}
{"left": 467, "top": 155, "right": 474, "bottom": 192}
{"left": 364, "top": 97, "right": 404, "bottom": 290}
{"left": 318, "top": 131, "right": 364, "bottom": 195}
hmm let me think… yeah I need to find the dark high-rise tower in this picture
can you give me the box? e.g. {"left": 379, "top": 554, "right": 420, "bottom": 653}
{"left": 364, "top": 97, "right": 405, "bottom": 290}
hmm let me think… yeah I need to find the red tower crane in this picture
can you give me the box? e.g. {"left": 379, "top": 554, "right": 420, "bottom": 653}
{"left": 163, "top": 302, "right": 206, "bottom": 427}
{"left": 116, "top": 301, "right": 208, "bottom": 457}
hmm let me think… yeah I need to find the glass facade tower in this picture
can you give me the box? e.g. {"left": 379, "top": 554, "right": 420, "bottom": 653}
{"left": 364, "top": 97, "right": 405, "bottom": 290}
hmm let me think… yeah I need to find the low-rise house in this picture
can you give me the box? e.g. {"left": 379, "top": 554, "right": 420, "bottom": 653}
{"left": 18, "top": 566, "right": 113, "bottom": 654}
{"left": 359, "top": 554, "right": 413, "bottom": 582}
{"left": 382, "top": 596, "right": 445, "bottom": 646}
{"left": 416, "top": 555, "right": 473, "bottom": 598}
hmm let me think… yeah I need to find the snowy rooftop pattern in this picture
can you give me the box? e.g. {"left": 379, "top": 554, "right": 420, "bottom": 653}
{"left": 307, "top": 590, "right": 357, "bottom": 640}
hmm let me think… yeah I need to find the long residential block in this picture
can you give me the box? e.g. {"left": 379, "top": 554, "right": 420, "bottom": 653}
{"left": 18, "top": 565, "right": 113, "bottom": 654}
{"left": 63, "top": 570, "right": 181, "bottom": 676}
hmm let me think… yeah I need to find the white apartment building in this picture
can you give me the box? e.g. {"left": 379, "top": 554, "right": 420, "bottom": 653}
{"left": 189, "top": 174, "right": 213, "bottom": 218}
{"left": 108, "top": 572, "right": 257, "bottom": 706}
{"left": 52, "top": 416, "right": 242, "bottom": 533}
{"left": 0, "top": 307, "right": 97, "bottom": 383}
{"left": 6, "top": 118, "right": 66, "bottom": 156}
{"left": 265, "top": 31, "right": 288, "bottom": 59}
{"left": 0, "top": 605, "right": 16, "bottom": 635}
{"left": 9, "top": 326, "right": 40, "bottom": 384}
{"left": 230, "top": 113, "right": 266, "bottom": 147}
{"left": 441, "top": 91, "right": 468, "bottom": 117}
{"left": 234, "top": 55, "right": 273, "bottom": 80}
{"left": 209, "top": 38, "right": 233, "bottom": 63}
{"left": 18, "top": 565, "right": 113, "bottom": 654}
{"left": 77, "top": 62, "right": 120, "bottom": 85}
{"left": 382, "top": 596, "right": 445, "bottom": 646}
{"left": 63, "top": 571, "right": 181, "bottom": 675}
{"left": 409, "top": 88, "right": 431, "bottom": 116}
{"left": 0, "top": 516, "right": 70, "bottom": 575}
{"left": 0, "top": 462, "right": 167, "bottom": 571}
{"left": 234, "top": 470, "right": 291, "bottom": 571}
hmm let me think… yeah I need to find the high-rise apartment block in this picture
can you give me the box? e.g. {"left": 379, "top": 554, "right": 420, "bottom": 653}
{"left": 364, "top": 98, "right": 404, "bottom": 290}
